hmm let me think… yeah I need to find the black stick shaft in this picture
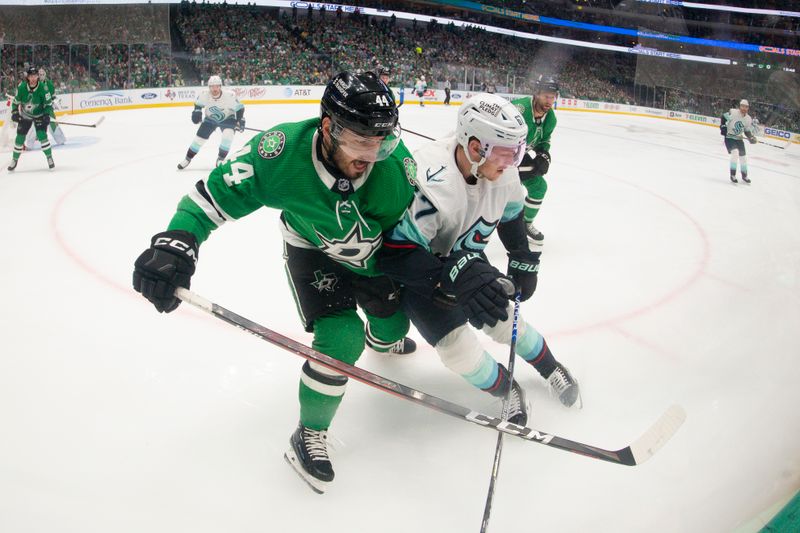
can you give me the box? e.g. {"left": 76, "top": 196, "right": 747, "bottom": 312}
{"left": 174, "top": 288, "right": 684, "bottom": 466}
{"left": 480, "top": 292, "right": 521, "bottom": 533}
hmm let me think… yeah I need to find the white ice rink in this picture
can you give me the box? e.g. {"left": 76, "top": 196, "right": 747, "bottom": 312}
{"left": 1, "top": 101, "right": 799, "bottom": 533}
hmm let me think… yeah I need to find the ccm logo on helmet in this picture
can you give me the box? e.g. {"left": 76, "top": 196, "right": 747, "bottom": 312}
{"left": 373, "top": 122, "right": 395, "bottom": 128}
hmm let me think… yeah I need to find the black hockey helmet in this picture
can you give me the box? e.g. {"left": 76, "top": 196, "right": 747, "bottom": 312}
{"left": 320, "top": 71, "right": 398, "bottom": 138}
{"left": 378, "top": 66, "right": 390, "bottom": 77}
{"left": 26, "top": 66, "right": 39, "bottom": 77}
{"left": 534, "top": 74, "right": 559, "bottom": 94}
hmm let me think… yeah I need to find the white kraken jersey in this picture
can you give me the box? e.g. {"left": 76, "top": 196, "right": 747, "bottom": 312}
{"left": 388, "top": 136, "right": 526, "bottom": 256}
{"left": 195, "top": 89, "right": 243, "bottom": 123}
{"left": 724, "top": 108, "right": 754, "bottom": 140}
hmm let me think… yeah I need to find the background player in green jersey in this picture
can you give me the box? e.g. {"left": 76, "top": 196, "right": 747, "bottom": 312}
{"left": 512, "top": 75, "right": 559, "bottom": 246}
{"left": 133, "top": 71, "right": 416, "bottom": 494}
{"left": 7, "top": 67, "right": 55, "bottom": 171}
{"left": 24, "top": 68, "right": 66, "bottom": 149}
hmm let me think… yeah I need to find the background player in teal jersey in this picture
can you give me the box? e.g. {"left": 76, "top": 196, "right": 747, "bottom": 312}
{"left": 512, "top": 75, "right": 559, "bottom": 246}
{"left": 7, "top": 67, "right": 55, "bottom": 171}
{"left": 133, "top": 71, "right": 417, "bottom": 493}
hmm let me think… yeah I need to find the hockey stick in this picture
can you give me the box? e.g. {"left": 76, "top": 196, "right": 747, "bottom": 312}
{"left": 56, "top": 116, "right": 105, "bottom": 128}
{"left": 403, "top": 127, "right": 436, "bottom": 142}
{"left": 480, "top": 290, "right": 521, "bottom": 533}
{"left": 175, "top": 288, "right": 686, "bottom": 465}
{"left": 758, "top": 138, "right": 790, "bottom": 149}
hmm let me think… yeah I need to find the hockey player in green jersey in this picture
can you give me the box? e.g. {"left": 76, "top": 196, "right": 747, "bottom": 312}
{"left": 133, "top": 71, "right": 417, "bottom": 494}
{"left": 24, "top": 68, "right": 66, "bottom": 148}
{"left": 512, "top": 75, "right": 559, "bottom": 246}
{"left": 7, "top": 67, "right": 55, "bottom": 171}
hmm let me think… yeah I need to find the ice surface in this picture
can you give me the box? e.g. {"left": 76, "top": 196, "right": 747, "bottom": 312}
{"left": 1, "top": 103, "right": 799, "bottom": 533}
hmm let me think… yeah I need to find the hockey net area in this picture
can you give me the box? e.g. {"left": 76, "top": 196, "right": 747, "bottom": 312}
{"left": 0, "top": 96, "right": 14, "bottom": 152}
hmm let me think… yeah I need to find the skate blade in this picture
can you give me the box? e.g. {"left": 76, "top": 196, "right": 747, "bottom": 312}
{"left": 284, "top": 449, "right": 330, "bottom": 495}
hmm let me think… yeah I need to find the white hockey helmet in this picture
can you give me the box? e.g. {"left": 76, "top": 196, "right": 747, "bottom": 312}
{"left": 457, "top": 93, "right": 528, "bottom": 176}
{"left": 207, "top": 75, "right": 223, "bottom": 87}
{"left": 739, "top": 99, "right": 749, "bottom": 107}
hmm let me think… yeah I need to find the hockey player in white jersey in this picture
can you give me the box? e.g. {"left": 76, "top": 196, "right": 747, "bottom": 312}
{"left": 177, "top": 75, "right": 245, "bottom": 169}
{"left": 720, "top": 99, "right": 757, "bottom": 183}
{"left": 414, "top": 75, "right": 427, "bottom": 107}
{"left": 378, "top": 93, "right": 581, "bottom": 420}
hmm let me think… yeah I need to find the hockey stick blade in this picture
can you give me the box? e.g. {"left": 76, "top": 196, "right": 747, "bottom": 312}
{"left": 175, "top": 288, "right": 686, "bottom": 466}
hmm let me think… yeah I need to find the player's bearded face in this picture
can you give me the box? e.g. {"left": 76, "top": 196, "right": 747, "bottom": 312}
{"left": 536, "top": 92, "right": 556, "bottom": 111}
{"left": 324, "top": 118, "right": 401, "bottom": 178}
{"left": 210, "top": 85, "right": 222, "bottom": 97}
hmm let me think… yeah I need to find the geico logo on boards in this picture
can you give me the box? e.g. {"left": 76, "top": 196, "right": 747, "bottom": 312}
{"left": 688, "top": 114, "right": 707, "bottom": 122}
{"left": 764, "top": 127, "right": 791, "bottom": 138}
{"left": 79, "top": 92, "right": 133, "bottom": 109}
{"left": 140, "top": 92, "right": 158, "bottom": 100}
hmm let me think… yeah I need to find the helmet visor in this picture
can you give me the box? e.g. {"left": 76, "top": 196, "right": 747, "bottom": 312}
{"left": 480, "top": 139, "right": 527, "bottom": 168}
{"left": 331, "top": 120, "right": 401, "bottom": 162}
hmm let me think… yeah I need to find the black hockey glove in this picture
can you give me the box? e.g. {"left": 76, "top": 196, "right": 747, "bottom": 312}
{"left": 11, "top": 108, "right": 20, "bottom": 123}
{"left": 133, "top": 230, "right": 198, "bottom": 313}
{"left": 435, "top": 251, "right": 511, "bottom": 328}
{"left": 519, "top": 149, "right": 550, "bottom": 180}
{"left": 235, "top": 118, "right": 245, "bottom": 132}
{"left": 34, "top": 114, "right": 50, "bottom": 129}
{"left": 719, "top": 124, "right": 727, "bottom": 136}
{"left": 352, "top": 275, "right": 402, "bottom": 318}
{"left": 506, "top": 250, "right": 540, "bottom": 301}
{"left": 191, "top": 109, "right": 202, "bottom": 124}
{"left": 746, "top": 132, "right": 757, "bottom": 144}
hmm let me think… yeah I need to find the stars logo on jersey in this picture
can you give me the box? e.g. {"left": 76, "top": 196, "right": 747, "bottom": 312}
{"left": 315, "top": 223, "right": 382, "bottom": 269}
{"left": 452, "top": 217, "right": 498, "bottom": 252}
{"left": 403, "top": 157, "right": 417, "bottom": 187}
{"left": 258, "top": 131, "right": 286, "bottom": 159}
{"left": 310, "top": 270, "right": 338, "bottom": 292}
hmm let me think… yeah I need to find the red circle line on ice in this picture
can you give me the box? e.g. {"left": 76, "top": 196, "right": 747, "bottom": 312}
{"left": 50, "top": 150, "right": 711, "bottom": 343}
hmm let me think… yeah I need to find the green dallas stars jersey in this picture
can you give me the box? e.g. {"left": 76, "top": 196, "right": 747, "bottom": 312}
{"left": 167, "top": 117, "right": 416, "bottom": 277}
{"left": 512, "top": 95, "right": 557, "bottom": 153}
{"left": 12, "top": 81, "right": 53, "bottom": 120}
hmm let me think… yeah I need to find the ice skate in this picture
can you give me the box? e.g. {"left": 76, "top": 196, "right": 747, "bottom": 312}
{"left": 284, "top": 423, "right": 334, "bottom": 494}
{"left": 216, "top": 158, "right": 225, "bottom": 167}
{"left": 7, "top": 159, "right": 18, "bottom": 171}
{"left": 506, "top": 379, "right": 529, "bottom": 426}
{"left": 741, "top": 175, "right": 751, "bottom": 184}
{"left": 47, "top": 156, "right": 55, "bottom": 169}
{"left": 526, "top": 223, "right": 544, "bottom": 246}
{"left": 177, "top": 158, "right": 191, "bottom": 170}
{"left": 729, "top": 174, "right": 738, "bottom": 183}
{"left": 548, "top": 362, "right": 582, "bottom": 408}
{"left": 366, "top": 336, "right": 417, "bottom": 355}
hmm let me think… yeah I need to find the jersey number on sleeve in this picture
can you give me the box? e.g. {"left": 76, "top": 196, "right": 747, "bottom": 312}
{"left": 222, "top": 145, "right": 254, "bottom": 186}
